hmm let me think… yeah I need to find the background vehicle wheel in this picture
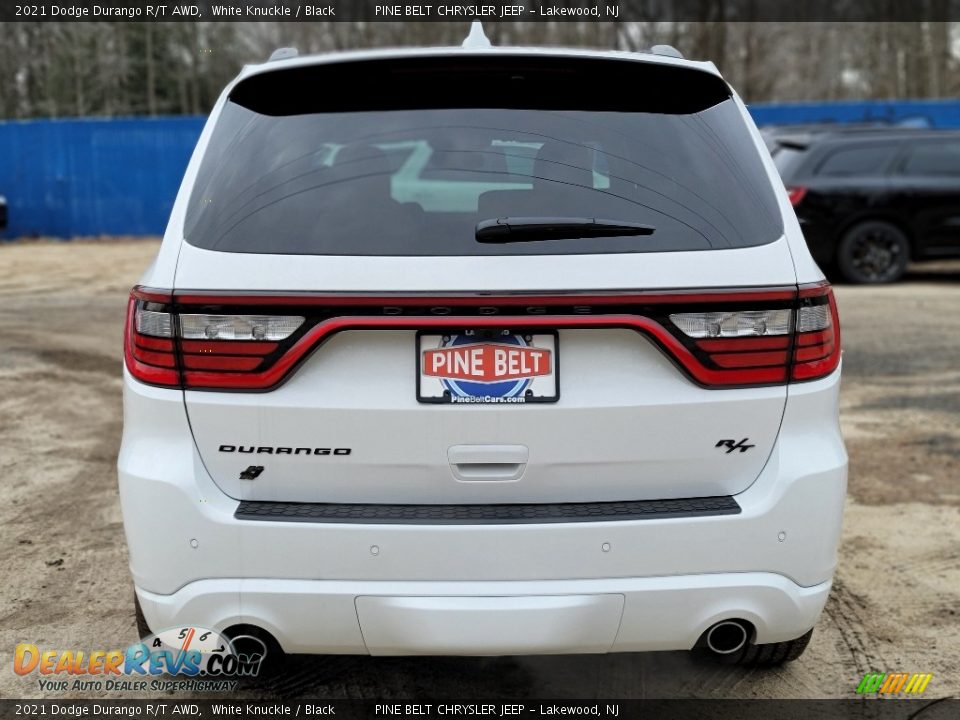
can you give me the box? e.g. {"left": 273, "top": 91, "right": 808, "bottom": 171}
{"left": 836, "top": 220, "right": 910, "bottom": 284}
{"left": 704, "top": 628, "right": 814, "bottom": 666}
{"left": 133, "top": 592, "right": 152, "bottom": 641}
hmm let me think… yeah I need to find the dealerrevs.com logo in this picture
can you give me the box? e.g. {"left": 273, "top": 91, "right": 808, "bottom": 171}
{"left": 14, "top": 626, "right": 265, "bottom": 693}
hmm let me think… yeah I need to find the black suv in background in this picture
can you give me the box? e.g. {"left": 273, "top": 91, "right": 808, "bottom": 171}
{"left": 775, "top": 130, "right": 960, "bottom": 283}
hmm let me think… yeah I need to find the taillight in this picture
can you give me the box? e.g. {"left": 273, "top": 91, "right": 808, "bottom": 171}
{"left": 666, "top": 282, "right": 840, "bottom": 386}
{"left": 669, "top": 308, "right": 793, "bottom": 386}
{"left": 124, "top": 284, "right": 841, "bottom": 391}
{"left": 177, "top": 314, "right": 303, "bottom": 377}
{"left": 791, "top": 283, "right": 841, "bottom": 381}
{"left": 787, "top": 186, "right": 807, "bottom": 206}
{"left": 124, "top": 288, "right": 178, "bottom": 387}
{"left": 124, "top": 287, "right": 306, "bottom": 389}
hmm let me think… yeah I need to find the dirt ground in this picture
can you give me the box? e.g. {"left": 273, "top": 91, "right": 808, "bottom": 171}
{"left": 1, "top": 239, "right": 958, "bottom": 700}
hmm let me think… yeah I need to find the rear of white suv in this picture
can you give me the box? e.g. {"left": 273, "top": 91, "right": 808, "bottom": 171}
{"left": 118, "top": 45, "right": 846, "bottom": 665}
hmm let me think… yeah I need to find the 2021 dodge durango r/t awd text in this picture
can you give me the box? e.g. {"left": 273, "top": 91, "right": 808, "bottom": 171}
{"left": 118, "top": 42, "right": 846, "bottom": 666}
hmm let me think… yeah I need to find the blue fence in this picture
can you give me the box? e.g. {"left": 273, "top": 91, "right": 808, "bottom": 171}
{"left": 0, "top": 116, "right": 202, "bottom": 238}
{"left": 748, "top": 99, "right": 960, "bottom": 128}
{"left": 3, "top": 99, "right": 960, "bottom": 238}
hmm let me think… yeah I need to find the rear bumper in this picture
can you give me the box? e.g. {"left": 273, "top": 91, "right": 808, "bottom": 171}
{"left": 119, "top": 367, "right": 846, "bottom": 655}
{"left": 136, "top": 573, "right": 830, "bottom": 655}
{"left": 233, "top": 495, "right": 742, "bottom": 524}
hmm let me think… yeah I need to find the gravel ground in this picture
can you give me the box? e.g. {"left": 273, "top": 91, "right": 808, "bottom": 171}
{"left": 1, "top": 239, "right": 958, "bottom": 700}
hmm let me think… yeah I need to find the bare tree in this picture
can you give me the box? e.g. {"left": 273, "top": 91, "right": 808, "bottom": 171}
{"left": 0, "top": 21, "right": 955, "bottom": 119}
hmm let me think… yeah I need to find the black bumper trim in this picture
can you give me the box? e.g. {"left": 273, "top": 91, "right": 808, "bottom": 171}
{"left": 234, "top": 496, "right": 741, "bottom": 525}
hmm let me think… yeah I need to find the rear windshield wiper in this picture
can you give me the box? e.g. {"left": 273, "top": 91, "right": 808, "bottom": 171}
{"left": 476, "top": 217, "right": 655, "bottom": 243}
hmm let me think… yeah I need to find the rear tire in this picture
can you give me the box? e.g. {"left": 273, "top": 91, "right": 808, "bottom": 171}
{"left": 133, "top": 592, "right": 152, "bottom": 641}
{"left": 836, "top": 220, "right": 910, "bottom": 284}
{"left": 703, "top": 628, "right": 813, "bottom": 666}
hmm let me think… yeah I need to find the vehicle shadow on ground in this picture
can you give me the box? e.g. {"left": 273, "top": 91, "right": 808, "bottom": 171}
{"left": 236, "top": 649, "right": 767, "bottom": 699}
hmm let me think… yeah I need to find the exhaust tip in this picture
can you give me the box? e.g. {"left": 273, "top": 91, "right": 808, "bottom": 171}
{"left": 705, "top": 620, "right": 749, "bottom": 655}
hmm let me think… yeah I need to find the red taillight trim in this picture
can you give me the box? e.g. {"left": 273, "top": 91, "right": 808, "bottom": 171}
{"left": 180, "top": 314, "right": 789, "bottom": 390}
{"left": 795, "top": 329, "right": 832, "bottom": 348}
{"left": 795, "top": 342, "right": 835, "bottom": 362}
{"left": 134, "top": 335, "right": 174, "bottom": 352}
{"left": 132, "top": 347, "right": 177, "bottom": 368}
{"left": 711, "top": 350, "right": 789, "bottom": 369}
{"left": 180, "top": 340, "right": 278, "bottom": 356}
{"left": 131, "top": 287, "right": 173, "bottom": 304}
{"left": 797, "top": 280, "right": 832, "bottom": 298}
{"left": 182, "top": 355, "right": 264, "bottom": 371}
{"left": 696, "top": 336, "right": 790, "bottom": 352}
{"left": 792, "top": 352, "right": 839, "bottom": 380}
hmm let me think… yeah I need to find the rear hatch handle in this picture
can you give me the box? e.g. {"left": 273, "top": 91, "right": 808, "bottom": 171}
{"left": 448, "top": 444, "right": 529, "bottom": 482}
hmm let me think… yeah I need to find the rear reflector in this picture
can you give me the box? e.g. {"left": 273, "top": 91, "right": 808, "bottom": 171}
{"left": 124, "top": 284, "right": 841, "bottom": 391}
{"left": 787, "top": 186, "right": 807, "bottom": 206}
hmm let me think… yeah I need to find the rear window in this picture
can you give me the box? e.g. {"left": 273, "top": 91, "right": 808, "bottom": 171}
{"left": 815, "top": 144, "right": 898, "bottom": 177}
{"left": 185, "top": 56, "right": 783, "bottom": 256}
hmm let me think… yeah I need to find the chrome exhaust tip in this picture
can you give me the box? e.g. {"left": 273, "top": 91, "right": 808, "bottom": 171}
{"left": 705, "top": 620, "right": 748, "bottom": 655}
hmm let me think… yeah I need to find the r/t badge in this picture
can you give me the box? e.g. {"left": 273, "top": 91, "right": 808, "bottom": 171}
{"left": 716, "top": 439, "right": 755, "bottom": 454}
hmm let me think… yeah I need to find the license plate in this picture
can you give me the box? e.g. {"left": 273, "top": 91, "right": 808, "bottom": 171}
{"left": 417, "top": 329, "right": 559, "bottom": 404}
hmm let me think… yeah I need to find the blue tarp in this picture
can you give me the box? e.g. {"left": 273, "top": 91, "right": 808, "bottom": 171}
{"left": 2, "top": 99, "right": 960, "bottom": 238}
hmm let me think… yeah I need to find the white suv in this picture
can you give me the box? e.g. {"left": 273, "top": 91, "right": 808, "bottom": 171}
{"left": 119, "top": 39, "right": 846, "bottom": 666}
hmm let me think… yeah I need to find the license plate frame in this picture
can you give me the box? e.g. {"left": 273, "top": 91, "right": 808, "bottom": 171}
{"left": 416, "top": 329, "right": 559, "bottom": 405}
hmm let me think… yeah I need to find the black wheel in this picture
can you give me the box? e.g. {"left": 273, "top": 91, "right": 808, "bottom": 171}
{"left": 836, "top": 220, "right": 909, "bottom": 284}
{"left": 133, "top": 592, "right": 152, "bottom": 641}
{"left": 704, "top": 628, "right": 813, "bottom": 667}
